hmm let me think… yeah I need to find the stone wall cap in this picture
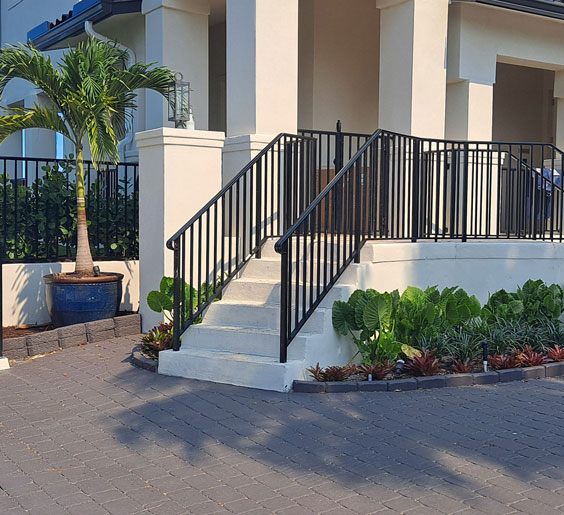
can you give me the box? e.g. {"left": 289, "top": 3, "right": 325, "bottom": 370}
{"left": 136, "top": 128, "right": 225, "bottom": 148}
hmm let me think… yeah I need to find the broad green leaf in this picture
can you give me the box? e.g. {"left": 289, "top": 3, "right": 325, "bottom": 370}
{"left": 332, "top": 301, "right": 357, "bottom": 335}
{"left": 147, "top": 290, "right": 173, "bottom": 314}
{"left": 363, "top": 294, "right": 392, "bottom": 332}
{"left": 160, "top": 276, "right": 174, "bottom": 297}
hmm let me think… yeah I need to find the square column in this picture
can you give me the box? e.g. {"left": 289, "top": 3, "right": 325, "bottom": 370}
{"left": 377, "top": 0, "right": 449, "bottom": 138}
{"left": 555, "top": 71, "right": 564, "bottom": 151}
{"left": 446, "top": 80, "right": 494, "bottom": 141}
{"left": 143, "top": 0, "right": 210, "bottom": 130}
{"left": 226, "top": 0, "right": 298, "bottom": 137}
{"left": 136, "top": 128, "right": 224, "bottom": 330}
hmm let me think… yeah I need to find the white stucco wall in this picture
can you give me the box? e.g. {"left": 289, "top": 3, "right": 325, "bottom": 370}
{"left": 356, "top": 241, "right": 564, "bottom": 305}
{"left": 2, "top": 260, "right": 139, "bottom": 327}
{"left": 298, "top": 0, "right": 380, "bottom": 134}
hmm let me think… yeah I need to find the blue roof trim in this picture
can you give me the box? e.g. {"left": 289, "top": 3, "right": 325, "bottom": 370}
{"left": 27, "top": 21, "right": 51, "bottom": 41}
{"left": 27, "top": 0, "right": 141, "bottom": 50}
{"left": 73, "top": 0, "right": 102, "bottom": 17}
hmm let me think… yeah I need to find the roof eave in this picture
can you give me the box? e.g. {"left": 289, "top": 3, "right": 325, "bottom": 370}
{"left": 28, "top": 0, "right": 142, "bottom": 51}
{"left": 454, "top": 0, "right": 564, "bottom": 20}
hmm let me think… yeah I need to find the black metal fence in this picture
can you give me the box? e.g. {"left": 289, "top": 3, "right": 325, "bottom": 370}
{"left": 275, "top": 130, "right": 564, "bottom": 361}
{"left": 0, "top": 156, "right": 139, "bottom": 262}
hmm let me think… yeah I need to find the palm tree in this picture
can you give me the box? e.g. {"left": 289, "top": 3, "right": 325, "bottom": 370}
{"left": 0, "top": 38, "right": 174, "bottom": 275}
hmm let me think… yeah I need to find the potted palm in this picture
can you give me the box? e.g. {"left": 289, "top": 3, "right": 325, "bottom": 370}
{"left": 0, "top": 38, "right": 174, "bottom": 327}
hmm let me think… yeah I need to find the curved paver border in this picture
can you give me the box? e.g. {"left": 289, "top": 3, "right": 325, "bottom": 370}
{"left": 131, "top": 346, "right": 157, "bottom": 372}
{"left": 294, "top": 362, "right": 564, "bottom": 393}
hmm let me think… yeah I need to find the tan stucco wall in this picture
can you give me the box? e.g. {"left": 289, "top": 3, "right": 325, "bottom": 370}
{"left": 298, "top": 0, "right": 380, "bottom": 134}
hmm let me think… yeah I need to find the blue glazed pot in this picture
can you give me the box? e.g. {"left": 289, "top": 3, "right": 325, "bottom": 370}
{"left": 44, "top": 273, "right": 124, "bottom": 327}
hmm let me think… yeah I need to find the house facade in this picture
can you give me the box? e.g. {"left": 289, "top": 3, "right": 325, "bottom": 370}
{"left": 0, "top": 0, "right": 562, "bottom": 159}
{"left": 3, "top": 0, "right": 564, "bottom": 391}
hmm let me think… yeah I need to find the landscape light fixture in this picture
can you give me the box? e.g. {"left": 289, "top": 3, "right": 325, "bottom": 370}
{"left": 481, "top": 341, "right": 489, "bottom": 373}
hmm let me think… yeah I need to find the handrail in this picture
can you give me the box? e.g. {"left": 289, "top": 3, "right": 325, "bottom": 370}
{"left": 167, "top": 133, "right": 291, "bottom": 248}
{"left": 275, "top": 129, "right": 564, "bottom": 362}
{"left": 167, "top": 132, "right": 317, "bottom": 351}
{"left": 276, "top": 130, "right": 381, "bottom": 252}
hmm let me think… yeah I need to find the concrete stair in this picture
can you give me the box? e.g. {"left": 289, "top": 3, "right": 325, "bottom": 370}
{"left": 157, "top": 238, "right": 359, "bottom": 392}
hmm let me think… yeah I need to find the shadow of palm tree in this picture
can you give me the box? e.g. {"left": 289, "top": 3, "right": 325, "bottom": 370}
{"left": 103, "top": 364, "right": 564, "bottom": 500}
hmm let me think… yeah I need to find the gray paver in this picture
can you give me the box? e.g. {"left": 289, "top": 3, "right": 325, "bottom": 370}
{"left": 3, "top": 336, "right": 564, "bottom": 514}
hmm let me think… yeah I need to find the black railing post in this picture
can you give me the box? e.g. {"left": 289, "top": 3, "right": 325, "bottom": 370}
{"left": 461, "top": 143, "right": 469, "bottom": 242}
{"left": 354, "top": 157, "right": 362, "bottom": 262}
{"left": 279, "top": 243, "right": 289, "bottom": 363}
{"left": 335, "top": 120, "right": 344, "bottom": 172}
{"left": 284, "top": 137, "right": 292, "bottom": 233}
{"left": 256, "top": 158, "right": 262, "bottom": 259}
{"left": 172, "top": 239, "right": 181, "bottom": 351}
{"left": 411, "top": 139, "right": 421, "bottom": 242}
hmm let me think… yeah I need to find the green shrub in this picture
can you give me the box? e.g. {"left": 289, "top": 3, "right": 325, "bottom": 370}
{"left": 482, "top": 279, "right": 564, "bottom": 325}
{"left": 333, "top": 280, "right": 564, "bottom": 367}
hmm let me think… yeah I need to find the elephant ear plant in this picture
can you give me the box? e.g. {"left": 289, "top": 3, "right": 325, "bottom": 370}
{"left": 332, "top": 289, "right": 421, "bottom": 365}
{"left": 0, "top": 39, "right": 174, "bottom": 326}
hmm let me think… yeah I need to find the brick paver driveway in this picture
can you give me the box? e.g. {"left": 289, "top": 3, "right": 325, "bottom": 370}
{"left": 2, "top": 337, "right": 564, "bottom": 514}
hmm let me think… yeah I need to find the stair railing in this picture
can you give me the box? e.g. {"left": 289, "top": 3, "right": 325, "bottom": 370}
{"left": 166, "top": 133, "right": 316, "bottom": 351}
{"left": 275, "top": 131, "right": 564, "bottom": 362}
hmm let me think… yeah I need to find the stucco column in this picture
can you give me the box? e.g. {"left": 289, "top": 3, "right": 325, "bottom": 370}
{"left": 377, "top": 0, "right": 448, "bottom": 138}
{"left": 555, "top": 71, "right": 564, "bottom": 151}
{"left": 224, "top": 0, "right": 298, "bottom": 181}
{"left": 143, "top": 0, "right": 210, "bottom": 131}
{"left": 445, "top": 80, "right": 494, "bottom": 141}
{"left": 136, "top": 128, "right": 224, "bottom": 330}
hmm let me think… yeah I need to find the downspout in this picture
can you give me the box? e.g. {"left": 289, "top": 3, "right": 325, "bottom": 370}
{"left": 84, "top": 21, "right": 136, "bottom": 158}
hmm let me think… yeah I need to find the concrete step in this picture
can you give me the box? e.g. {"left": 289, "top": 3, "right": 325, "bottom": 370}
{"left": 221, "top": 277, "right": 355, "bottom": 305}
{"left": 181, "top": 323, "right": 307, "bottom": 359}
{"left": 242, "top": 256, "right": 356, "bottom": 282}
{"left": 158, "top": 347, "right": 305, "bottom": 392}
{"left": 203, "top": 300, "right": 325, "bottom": 332}
{"left": 261, "top": 238, "right": 355, "bottom": 259}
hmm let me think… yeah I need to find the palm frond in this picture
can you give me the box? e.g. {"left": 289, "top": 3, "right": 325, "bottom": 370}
{"left": 0, "top": 105, "right": 70, "bottom": 143}
{"left": 0, "top": 44, "right": 64, "bottom": 104}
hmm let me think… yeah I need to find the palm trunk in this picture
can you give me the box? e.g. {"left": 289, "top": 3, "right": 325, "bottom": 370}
{"left": 74, "top": 147, "right": 95, "bottom": 275}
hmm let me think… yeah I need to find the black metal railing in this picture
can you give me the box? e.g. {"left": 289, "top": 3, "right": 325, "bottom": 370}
{"left": 166, "top": 133, "right": 317, "bottom": 350}
{"left": 299, "top": 121, "right": 370, "bottom": 189}
{"left": 275, "top": 130, "right": 564, "bottom": 361}
{"left": 0, "top": 156, "right": 139, "bottom": 262}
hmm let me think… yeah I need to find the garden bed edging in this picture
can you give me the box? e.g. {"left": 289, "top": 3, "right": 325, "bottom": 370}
{"left": 2, "top": 314, "right": 141, "bottom": 359}
{"left": 294, "top": 362, "right": 564, "bottom": 393}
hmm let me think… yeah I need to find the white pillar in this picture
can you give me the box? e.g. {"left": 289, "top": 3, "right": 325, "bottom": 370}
{"left": 143, "top": 0, "right": 210, "bottom": 131}
{"left": 226, "top": 0, "right": 298, "bottom": 137}
{"left": 224, "top": 0, "right": 298, "bottom": 181}
{"left": 136, "top": 128, "right": 224, "bottom": 330}
{"left": 445, "top": 80, "right": 494, "bottom": 141}
{"left": 377, "top": 0, "right": 448, "bottom": 138}
{"left": 555, "top": 71, "right": 564, "bottom": 151}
